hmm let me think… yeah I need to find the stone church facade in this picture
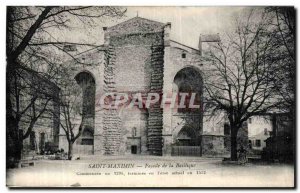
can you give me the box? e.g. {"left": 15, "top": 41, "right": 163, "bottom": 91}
{"left": 58, "top": 17, "right": 248, "bottom": 157}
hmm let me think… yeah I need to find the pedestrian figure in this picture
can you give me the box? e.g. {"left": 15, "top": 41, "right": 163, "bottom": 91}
{"left": 238, "top": 145, "right": 247, "bottom": 165}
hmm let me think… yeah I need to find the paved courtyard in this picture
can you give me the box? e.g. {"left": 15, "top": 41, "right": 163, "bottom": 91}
{"left": 7, "top": 156, "right": 294, "bottom": 187}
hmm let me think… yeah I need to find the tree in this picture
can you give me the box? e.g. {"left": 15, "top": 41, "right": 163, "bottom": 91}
{"left": 265, "top": 7, "right": 295, "bottom": 117}
{"left": 203, "top": 9, "right": 284, "bottom": 161}
{"left": 6, "top": 63, "right": 59, "bottom": 165}
{"left": 6, "top": 6, "right": 126, "bottom": 166}
{"left": 55, "top": 74, "right": 84, "bottom": 160}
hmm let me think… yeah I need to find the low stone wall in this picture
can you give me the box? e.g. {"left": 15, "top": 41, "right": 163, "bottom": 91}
{"left": 171, "top": 146, "right": 201, "bottom": 156}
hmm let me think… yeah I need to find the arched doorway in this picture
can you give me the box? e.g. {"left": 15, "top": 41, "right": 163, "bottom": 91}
{"left": 74, "top": 71, "right": 95, "bottom": 154}
{"left": 176, "top": 126, "right": 197, "bottom": 146}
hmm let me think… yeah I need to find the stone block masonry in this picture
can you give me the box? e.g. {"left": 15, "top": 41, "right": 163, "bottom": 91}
{"left": 102, "top": 27, "right": 165, "bottom": 155}
{"left": 63, "top": 17, "right": 249, "bottom": 157}
{"left": 102, "top": 45, "right": 122, "bottom": 155}
{"left": 147, "top": 45, "right": 165, "bottom": 155}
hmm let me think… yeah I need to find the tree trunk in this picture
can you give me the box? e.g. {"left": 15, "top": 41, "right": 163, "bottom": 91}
{"left": 7, "top": 128, "right": 23, "bottom": 168}
{"left": 230, "top": 127, "right": 238, "bottom": 161}
{"left": 15, "top": 139, "right": 23, "bottom": 160}
{"left": 68, "top": 142, "right": 73, "bottom": 160}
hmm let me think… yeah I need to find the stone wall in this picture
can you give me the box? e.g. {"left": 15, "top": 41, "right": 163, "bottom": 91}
{"left": 147, "top": 44, "right": 164, "bottom": 155}
{"left": 119, "top": 107, "right": 148, "bottom": 154}
{"left": 102, "top": 28, "right": 165, "bottom": 155}
{"left": 102, "top": 45, "right": 122, "bottom": 155}
{"left": 162, "top": 45, "right": 205, "bottom": 155}
{"left": 56, "top": 17, "right": 250, "bottom": 157}
{"left": 57, "top": 48, "right": 105, "bottom": 156}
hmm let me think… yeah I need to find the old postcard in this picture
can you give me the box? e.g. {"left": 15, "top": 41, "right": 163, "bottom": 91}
{"left": 6, "top": 6, "right": 295, "bottom": 188}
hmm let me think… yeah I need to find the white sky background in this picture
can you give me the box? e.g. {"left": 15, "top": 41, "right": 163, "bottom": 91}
{"left": 125, "top": 6, "right": 245, "bottom": 49}
{"left": 57, "top": 7, "right": 248, "bottom": 50}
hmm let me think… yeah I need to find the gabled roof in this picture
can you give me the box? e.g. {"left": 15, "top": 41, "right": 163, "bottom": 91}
{"left": 106, "top": 16, "right": 165, "bottom": 36}
{"left": 170, "top": 40, "right": 200, "bottom": 54}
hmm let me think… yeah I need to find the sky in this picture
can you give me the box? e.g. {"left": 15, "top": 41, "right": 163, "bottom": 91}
{"left": 124, "top": 6, "right": 245, "bottom": 48}
{"left": 58, "top": 6, "right": 248, "bottom": 50}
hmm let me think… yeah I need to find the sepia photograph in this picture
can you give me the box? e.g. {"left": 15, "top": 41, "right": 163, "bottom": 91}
{"left": 5, "top": 5, "right": 295, "bottom": 188}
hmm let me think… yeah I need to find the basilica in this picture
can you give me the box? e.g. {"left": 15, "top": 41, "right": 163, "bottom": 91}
{"left": 58, "top": 16, "right": 248, "bottom": 157}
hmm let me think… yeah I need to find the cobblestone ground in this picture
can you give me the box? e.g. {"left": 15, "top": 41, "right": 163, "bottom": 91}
{"left": 7, "top": 155, "right": 294, "bottom": 187}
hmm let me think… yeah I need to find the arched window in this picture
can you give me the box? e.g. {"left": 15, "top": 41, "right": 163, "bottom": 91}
{"left": 75, "top": 71, "right": 96, "bottom": 118}
{"left": 81, "top": 127, "right": 94, "bottom": 145}
{"left": 264, "top": 128, "right": 268, "bottom": 135}
{"left": 39, "top": 132, "right": 45, "bottom": 152}
{"left": 132, "top": 127, "right": 137, "bottom": 137}
{"left": 224, "top": 123, "right": 230, "bottom": 135}
{"left": 30, "top": 131, "right": 36, "bottom": 150}
{"left": 75, "top": 72, "right": 95, "bottom": 147}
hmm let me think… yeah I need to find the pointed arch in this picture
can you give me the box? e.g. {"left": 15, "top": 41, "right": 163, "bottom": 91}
{"left": 74, "top": 71, "right": 96, "bottom": 118}
{"left": 173, "top": 66, "right": 203, "bottom": 113}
